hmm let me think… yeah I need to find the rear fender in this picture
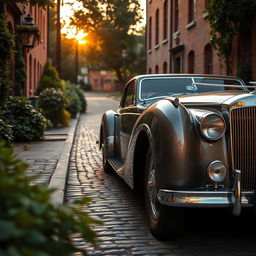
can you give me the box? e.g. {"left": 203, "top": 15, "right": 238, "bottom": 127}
{"left": 100, "top": 110, "right": 117, "bottom": 158}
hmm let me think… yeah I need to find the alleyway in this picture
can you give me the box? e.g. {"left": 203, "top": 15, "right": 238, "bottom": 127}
{"left": 65, "top": 92, "right": 256, "bottom": 256}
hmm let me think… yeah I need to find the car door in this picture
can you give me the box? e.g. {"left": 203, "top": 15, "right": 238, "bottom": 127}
{"left": 119, "top": 80, "right": 140, "bottom": 161}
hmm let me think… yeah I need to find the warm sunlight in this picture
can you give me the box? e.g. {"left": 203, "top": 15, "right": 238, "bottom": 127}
{"left": 60, "top": 0, "right": 146, "bottom": 40}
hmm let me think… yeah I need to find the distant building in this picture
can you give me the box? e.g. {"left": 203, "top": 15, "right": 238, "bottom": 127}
{"left": 88, "top": 67, "right": 117, "bottom": 92}
{"left": 146, "top": 0, "right": 256, "bottom": 80}
{"left": 6, "top": 2, "right": 48, "bottom": 97}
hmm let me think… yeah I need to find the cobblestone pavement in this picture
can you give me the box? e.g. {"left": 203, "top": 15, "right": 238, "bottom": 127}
{"left": 14, "top": 141, "right": 64, "bottom": 185}
{"left": 65, "top": 92, "right": 256, "bottom": 256}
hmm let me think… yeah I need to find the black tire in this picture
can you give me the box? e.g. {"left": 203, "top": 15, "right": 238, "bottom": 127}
{"left": 102, "top": 142, "right": 113, "bottom": 173}
{"left": 145, "top": 147, "right": 184, "bottom": 240}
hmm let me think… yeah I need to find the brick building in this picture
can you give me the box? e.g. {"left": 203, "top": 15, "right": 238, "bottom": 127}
{"left": 6, "top": 2, "right": 48, "bottom": 97}
{"left": 88, "top": 68, "right": 117, "bottom": 92}
{"left": 146, "top": 0, "right": 256, "bottom": 80}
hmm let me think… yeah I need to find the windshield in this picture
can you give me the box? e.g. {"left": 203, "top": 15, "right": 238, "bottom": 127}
{"left": 140, "top": 77, "right": 245, "bottom": 100}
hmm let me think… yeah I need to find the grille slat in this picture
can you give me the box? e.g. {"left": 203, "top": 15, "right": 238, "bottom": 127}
{"left": 231, "top": 107, "right": 256, "bottom": 191}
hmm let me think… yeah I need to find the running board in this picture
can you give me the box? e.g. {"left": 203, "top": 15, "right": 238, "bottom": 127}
{"left": 108, "top": 158, "right": 123, "bottom": 172}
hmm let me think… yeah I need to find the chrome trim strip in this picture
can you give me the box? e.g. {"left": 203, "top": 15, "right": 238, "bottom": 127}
{"left": 232, "top": 169, "right": 241, "bottom": 216}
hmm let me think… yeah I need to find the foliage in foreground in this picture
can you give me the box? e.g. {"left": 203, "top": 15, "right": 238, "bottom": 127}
{"left": 1, "top": 97, "right": 46, "bottom": 142}
{"left": 0, "top": 144, "right": 101, "bottom": 256}
{"left": 39, "top": 88, "right": 70, "bottom": 127}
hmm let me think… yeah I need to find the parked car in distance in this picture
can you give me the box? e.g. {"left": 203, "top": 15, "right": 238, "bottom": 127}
{"left": 99, "top": 74, "right": 256, "bottom": 240}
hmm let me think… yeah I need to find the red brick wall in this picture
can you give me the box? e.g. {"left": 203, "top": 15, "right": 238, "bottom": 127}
{"left": 147, "top": 0, "right": 170, "bottom": 74}
{"left": 147, "top": 0, "right": 225, "bottom": 75}
{"left": 88, "top": 69, "right": 116, "bottom": 92}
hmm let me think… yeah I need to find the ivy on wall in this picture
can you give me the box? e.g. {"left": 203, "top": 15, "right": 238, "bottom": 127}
{"left": 0, "top": 14, "right": 14, "bottom": 107}
{"left": 14, "top": 38, "right": 26, "bottom": 96}
{"left": 206, "top": 0, "right": 256, "bottom": 76}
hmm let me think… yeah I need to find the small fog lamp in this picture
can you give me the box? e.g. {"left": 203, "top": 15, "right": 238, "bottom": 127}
{"left": 207, "top": 161, "right": 226, "bottom": 183}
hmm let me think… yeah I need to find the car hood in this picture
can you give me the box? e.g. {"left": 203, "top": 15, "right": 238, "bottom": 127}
{"left": 177, "top": 90, "right": 253, "bottom": 106}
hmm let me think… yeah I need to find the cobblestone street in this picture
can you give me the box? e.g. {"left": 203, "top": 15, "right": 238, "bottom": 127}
{"left": 65, "top": 92, "right": 256, "bottom": 256}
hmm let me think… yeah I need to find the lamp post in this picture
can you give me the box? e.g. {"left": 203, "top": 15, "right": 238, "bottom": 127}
{"left": 56, "top": 0, "right": 61, "bottom": 78}
{"left": 75, "top": 39, "right": 79, "bottom": 84}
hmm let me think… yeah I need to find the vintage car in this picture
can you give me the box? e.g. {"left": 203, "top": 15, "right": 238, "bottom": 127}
{"left": 99, "top": 74, "right": 256, "bottom": 239}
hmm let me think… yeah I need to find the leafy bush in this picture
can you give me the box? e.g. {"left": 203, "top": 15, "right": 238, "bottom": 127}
{"left": 0, "top": 143, "right": 101, "bottom": 256}
{"left": 0, "top": 119, "right": 13, "bottom": 146}
{"left": 39, "top": 88, "right": 70, "bottom": 127}
{"left": 75, "top": 86, "right": 87, "bottom": 113}
{"left": 2, "top": 97, "right": 46, "bottom": 141}
{"left": 64, "top": 81, "right": 81, "bottom": 118}
{"left": 37, "top": 61, "right": 64, "bottom": 94}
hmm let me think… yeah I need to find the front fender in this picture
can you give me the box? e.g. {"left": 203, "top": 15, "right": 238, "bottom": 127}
{"left": 131, "top": 99, "right": 203, "bottom": 190}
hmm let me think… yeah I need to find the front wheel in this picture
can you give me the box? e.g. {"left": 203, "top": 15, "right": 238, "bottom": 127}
{"left": 145, "top": 148, "right": 184, "bottom": 240}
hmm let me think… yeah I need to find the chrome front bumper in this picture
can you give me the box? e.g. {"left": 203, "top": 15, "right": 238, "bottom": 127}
{"left": 157, "top": 170, "right": 254, "bottom": 216}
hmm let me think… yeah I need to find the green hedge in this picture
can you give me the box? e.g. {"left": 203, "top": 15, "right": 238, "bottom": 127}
{"left": 0, "top": 119, "right": 13, "bottom": 146}
{"left": 0, "top": 143, "right": 101, "bottom": 256}
{"left": 39, "top": 88, "right": 70, "bottom": 127}
{"left": 1, "top": 97, "right": 46, "bottom": 141}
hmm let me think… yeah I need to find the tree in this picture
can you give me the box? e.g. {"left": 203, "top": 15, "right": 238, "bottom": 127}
{"left": 206, "top": 0, "right": 256, "bottom": 76}
{"left": 72, "top": 0, "right": 144, "bottom": 85}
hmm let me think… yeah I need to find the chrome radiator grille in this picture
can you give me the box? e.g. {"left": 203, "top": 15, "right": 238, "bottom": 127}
{"left": 231, "top": 107, "right": 256, "bottom": 191}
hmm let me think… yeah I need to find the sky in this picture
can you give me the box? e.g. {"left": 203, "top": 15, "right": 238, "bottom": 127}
{"left": 60, "top": 0, "right": 146, "bottom": 40}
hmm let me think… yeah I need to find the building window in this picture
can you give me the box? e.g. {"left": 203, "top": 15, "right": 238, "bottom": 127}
{"left": 174, "top": 56, "right": 181, "bottom": 73}
{"left": 155, "top": 65, "right": 159, "bottom": 74}
{"left": 163, "top": 0, "right": 168, "bottom": 40}
{"left": 204, "top": 44, "right": 213, "bottom": 74}
{"left": 188, "top": 50, "right": 195, "bottom": 73}
{"left": 155, "top": 9, "right": 159, "bottom": 45}
{"left": 188, "top": 0, "right": 195, "bottom": 23}
{"left": 174, "top": 0, "right": 179, "bottom": 32}
{"left": 149, "top": 17, "right": 152, "bottom": 49}
{"left": 163, "top": 62, "right": 168, "bottom": 73}
{"left": 149, "top": 68, "right": 152, "bottom": 74}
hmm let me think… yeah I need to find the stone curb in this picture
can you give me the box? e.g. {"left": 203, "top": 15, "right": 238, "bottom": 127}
{"left": 48, "top": 114, "right": 80, "bottom": 205}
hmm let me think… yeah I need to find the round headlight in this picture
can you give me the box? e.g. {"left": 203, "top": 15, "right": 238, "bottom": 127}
{"left": 200, "top": 113, "right": 226, "bottom": 141}
{"left": 207, "top": 161, "right": 227, "bottom": 183}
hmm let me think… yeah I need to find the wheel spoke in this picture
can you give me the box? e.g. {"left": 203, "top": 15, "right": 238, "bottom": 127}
{"left": 147, "top": 167, "right": 160, "bottom": 218}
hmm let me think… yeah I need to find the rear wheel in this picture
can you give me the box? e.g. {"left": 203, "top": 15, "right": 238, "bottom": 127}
{"left": 102, "top": 142, "right": 112, "bottom": 173}
{"left": 145, "top": 147, "right": 183, "bottom": 240}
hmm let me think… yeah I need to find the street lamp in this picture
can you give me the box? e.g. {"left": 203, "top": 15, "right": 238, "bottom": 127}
{"left": 16, "top": 13, "right": 40, "bottom": 51}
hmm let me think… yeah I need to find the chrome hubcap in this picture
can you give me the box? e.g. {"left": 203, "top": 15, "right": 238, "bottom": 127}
{"left": 147, "top": 166, "right": 160, "bottom": 218}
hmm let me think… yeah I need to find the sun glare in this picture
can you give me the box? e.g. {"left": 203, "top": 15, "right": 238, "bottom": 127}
{"left": 60, "top": 0, "right": 146, "bottom": 39}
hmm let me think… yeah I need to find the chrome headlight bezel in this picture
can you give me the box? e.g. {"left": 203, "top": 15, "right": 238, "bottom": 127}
{"left": 207, "top": 160, "right": 227, "bottom": 183}
{"left": 199, "top": 112, "right": 226, "bottom": 141}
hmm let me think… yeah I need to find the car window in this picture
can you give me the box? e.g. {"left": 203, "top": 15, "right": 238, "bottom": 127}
{"left": 140, "top": 77, "right": 245, "bottom": 100}
{"left": 122, "top": 81, "right": 135, "bottom": 107}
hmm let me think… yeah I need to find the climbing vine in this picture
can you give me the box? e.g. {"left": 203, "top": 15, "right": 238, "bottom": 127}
{"left": 14, "top": 38, "right": 26, "bottom": 96}
{"left": 206, "top": 0, "right": 256, "bottom": 76}
{"left": 0, "top": 14, "right": 15, "bottom": 107}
